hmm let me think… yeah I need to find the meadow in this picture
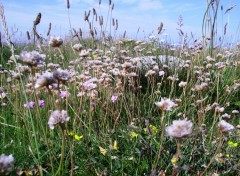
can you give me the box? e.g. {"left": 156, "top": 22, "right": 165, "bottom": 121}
{"left": 0, "top": 0, "right": 240, "bottom": 175}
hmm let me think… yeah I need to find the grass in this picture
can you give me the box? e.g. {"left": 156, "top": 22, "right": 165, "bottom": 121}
{"left": 1, "top": 0, "right": 240, "bottom": 175}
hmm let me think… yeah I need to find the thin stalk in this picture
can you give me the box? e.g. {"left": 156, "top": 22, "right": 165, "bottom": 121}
{"left": 56, "top": 125, "right": 66, "bottom": 176}
{"left": 200, "top": 131, "right": 223, "bottom": 176}
{"left": 151, "top": 111, "right": 165, "bottom": 176}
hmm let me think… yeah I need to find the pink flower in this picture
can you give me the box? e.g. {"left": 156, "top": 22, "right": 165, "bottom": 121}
{"left": 111, "top": 95, "right": 118, "bottom": 103}
{"left": 0, "top": 154, "right": 14, "bottom": 175}
{"left": 48, "top": 110, "right": 70, "bottom": 129}
{"left": 218, "top": 120, "right": 234, "bottom": 133}
{"left": 60, "top": 91, "right": 70, "bottom": 98}
{"left": 159, "top": 70, "right": 165, "bottom": 76}
{"left": 155, "top": 98, "right": 177, "bottom": 111}
{"left": 166, "top": 119, "right": 193, "bottom": 138}
{"left": 24, "top": 101, "right": 35, "bottom": 109}
{"left": 38, "top": 100, "right": 45, "bottom": 107}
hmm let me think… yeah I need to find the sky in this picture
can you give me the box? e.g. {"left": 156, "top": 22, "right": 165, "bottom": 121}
{"left": 0, "top": 0, "right": 240, "bottom": 44}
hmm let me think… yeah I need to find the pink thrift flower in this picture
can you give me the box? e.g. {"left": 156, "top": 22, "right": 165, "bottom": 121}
{"left": 111, "top": 95, "right": 118, "bottom": 103}
{"left": 48, "top": 110, "right": 70, "bottom": 129}
{"left": 166, "top": 119, "right": 193, "bottom": 138}
{"left": 155, "top": 98, "right": 177, "bottom": 111}
{"left": 24, "top": 101, "right": 35, "bottom": 109}
{"left": 60, "top": 91, "right": 70, "bottom": 98}
{"left": 218, "top": 120, "right": 234, "bottom": 133}
{"left": 159, "top": 70, "right": 165, "bottom": 76}
{"left": 38, "top": 100, "right": 45, "bottom": 107}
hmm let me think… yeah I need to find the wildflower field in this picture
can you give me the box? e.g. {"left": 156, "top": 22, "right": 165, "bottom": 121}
{"left": 1, "top": 0, "right": 240, "bottom": 175}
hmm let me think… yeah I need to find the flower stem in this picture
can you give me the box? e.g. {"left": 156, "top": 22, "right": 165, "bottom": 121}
{"left": 200, "top": 131, "right": 223, "bottom": 176}
{"left": 171, "top": 140, "right": 181, "bottom": 176}
{"left": 56, "top": 126, "right": 66, "bottom": 176}
{"left": 151, "top": 111, "right": 165, "bottom": 175}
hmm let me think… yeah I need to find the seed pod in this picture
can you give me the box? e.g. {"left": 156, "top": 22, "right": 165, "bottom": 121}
{"left": 26, "top": 31, "right": 31, "bottom": 40}
{"left": 47, "top": 22, "right": 51, "bottom": 36}
{"left": 79, "top": 28, "right": 83, "bottom": 38}
{"left": 84, "top": 11, "right": 88, "bottom": 21}
{"left": 67, "top": 0, "right": 70, "bottom": 9}
{"left": 72, "top": 28, "right": 78, "bottom": 37}
{"left": 34, "top": 12, "right": 41, "bottom": 26}
{"left": 93, "top": 8, "right": 96, "bottom": 15}
{"left": 94, "top": 27, "right": 97, "bottom": 35}
{"left": 87, "top": 10, "right": 91, "bottom": 18}
{"left": 99, "top": 16, "right": 103, "bottom": 26}
{"left": 112, "top": 18, "right": 115, "bottom": 26}
{"left": 90, "top": 29, "right": 94, "bottom": 38}
{"left": 158, "top": 22, "right": 163, "bottom": 34}
{"left": 115, "top": 19, "right": 118, "bottom": 30}
{"left": 137, "top": 27, "right": 140, "bottom": 34}
{"left": 123, "top": 31, "right": 126, "bottom": 38}
{"left": 224, "top": 23, "right": 228, "bottom": 35}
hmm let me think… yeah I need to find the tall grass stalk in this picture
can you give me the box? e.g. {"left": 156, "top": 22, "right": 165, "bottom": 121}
{"left": 0, "top": 4, "right": 43, "bottom": 175}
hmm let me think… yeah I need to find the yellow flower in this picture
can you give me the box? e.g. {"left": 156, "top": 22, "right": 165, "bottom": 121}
{"left": 68, "top": 131, "right": 74, "bottom": 136}
{"left": 228, "top": 141, "right": 238, "bottom": 147}
{"left": 151, "top": 125, "right": 159, "bottom": 134}
{"left": 130, "top": 132, "right": 139, "bottom": 139}
{"left": 105, "top": 52, "right": 111, "bottom": 56}
{"left": 226, "top": 154, "right": 230, "bottom": 158}
{"left": 233, "top": 143, "right": 238, "bottom": 147}
{"left": 144, "top": 124, "right": 159, "bottom": 135}
{"left": 113, "top": 140, "right": 119, "bottom": 151}
{"left": 93, "top": 54, "right": 98, "bottom": 59}
{"left": 171, "top": 157, "right": 178, "bottom": 164}
{"left": 99, "top": 146, "right": 107, "bottom": 156}
{"left": 74, "top": 134, "right": 83, "bottom": 141}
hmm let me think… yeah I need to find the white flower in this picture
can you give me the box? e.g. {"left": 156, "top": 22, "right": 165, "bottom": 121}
{"left": 0, "top": 92, "right": 7, "bottom": 99}
{"left": 79, "top": 50, "right": 89, "bottom": 57}
{"left": 178, "top": 81, "right": 187, "bottom": 88}
{"left": 222, "top": 113, "right": 231, "bottom": 119}
{"left": 145, "top": 70, "right": 156, "bottom": 77}
{"left": 195, "top": 82, "right": 208, "bottom": 91}
{"left": 218, "top": 120, "right": 234, "bottom": 133}
{"left": 232, "top": 110, "right": 239, "bottom": 114}
{"left": 72, "top": 43, "right": 83, "bottom": 52}
{"left": 48, "top": 110, "right": 70, "bottom": 129}
{"left": 82, "top": 78, "right": 98, "bottom": 91}
{"left": 122, "top": 62, "right": 133, "bottom": 69}
{"left": 159, "top": 70, "right": 165, "bottom": 76}
{"left": 155, "top": 98, "right": 177, "bottom": 111}
{"left": 49, "top": 36, "right": 63, "bottom": 47}
{"left": 35, "top": 72, "right": 56, "bottom": 89}
{"left": 215, "top": 106, "right": 225, "bottom": 113}
{"left": 166, "top": 119, "right": 193, "bottom": 138}
{"left": 0, "top": 154, "right": 14, "bottom": 175}
{"left": 215, "top": 62, "right": 226, "bottom": 69}
{"left": 19, "top": 51, "right": 45, "bottom": 67}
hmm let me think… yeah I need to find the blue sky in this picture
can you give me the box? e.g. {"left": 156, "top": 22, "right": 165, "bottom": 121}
{"left": 1, "top": 0, "right": 239, "bottom": 43}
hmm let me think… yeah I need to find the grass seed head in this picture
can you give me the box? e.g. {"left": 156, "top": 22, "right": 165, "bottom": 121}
{"left": 33, "top": 12, "right": 41, "bottom": 26}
